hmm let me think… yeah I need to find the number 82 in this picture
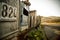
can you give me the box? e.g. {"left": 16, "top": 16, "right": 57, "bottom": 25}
{"left": 2, "top": 4, "right": 16, "bottom": 18}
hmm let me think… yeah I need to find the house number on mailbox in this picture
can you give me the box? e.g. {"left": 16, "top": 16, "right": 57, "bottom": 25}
{"left": 0, "top": 3, "right": 17, "bottom": 21}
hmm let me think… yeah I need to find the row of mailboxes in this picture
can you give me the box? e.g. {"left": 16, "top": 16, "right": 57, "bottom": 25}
{"left": 0, "top": 0, "right": 40, "bottom": 40}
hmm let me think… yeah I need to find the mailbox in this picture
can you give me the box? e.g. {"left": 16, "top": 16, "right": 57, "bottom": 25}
{"left": 0, "top": 0, "right": 19, "bottom": 40}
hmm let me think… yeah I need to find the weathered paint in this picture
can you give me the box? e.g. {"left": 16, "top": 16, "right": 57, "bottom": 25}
{"left": 0, "top": 0, "right": 20, "bottom": 40}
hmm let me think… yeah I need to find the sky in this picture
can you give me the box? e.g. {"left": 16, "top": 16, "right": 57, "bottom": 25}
{"left": 29, "top": 0, "right": 60, "bottom": 17}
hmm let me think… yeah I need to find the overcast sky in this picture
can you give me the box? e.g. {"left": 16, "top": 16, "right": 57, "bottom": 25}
{"left": 29, "top": 0, "right": 60, "bottom": 17}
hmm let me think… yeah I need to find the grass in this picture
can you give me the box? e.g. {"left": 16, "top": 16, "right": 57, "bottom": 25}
{"left": 27, "top": 26, "right": 46, "bottom": 40}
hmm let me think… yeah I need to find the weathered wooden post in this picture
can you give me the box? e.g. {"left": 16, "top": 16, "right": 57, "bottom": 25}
{"left": 0, "top": 0, "right": 20, "bottom": 40}
{"left": 29, "top": 10, "right": 36, "bottom": 28}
